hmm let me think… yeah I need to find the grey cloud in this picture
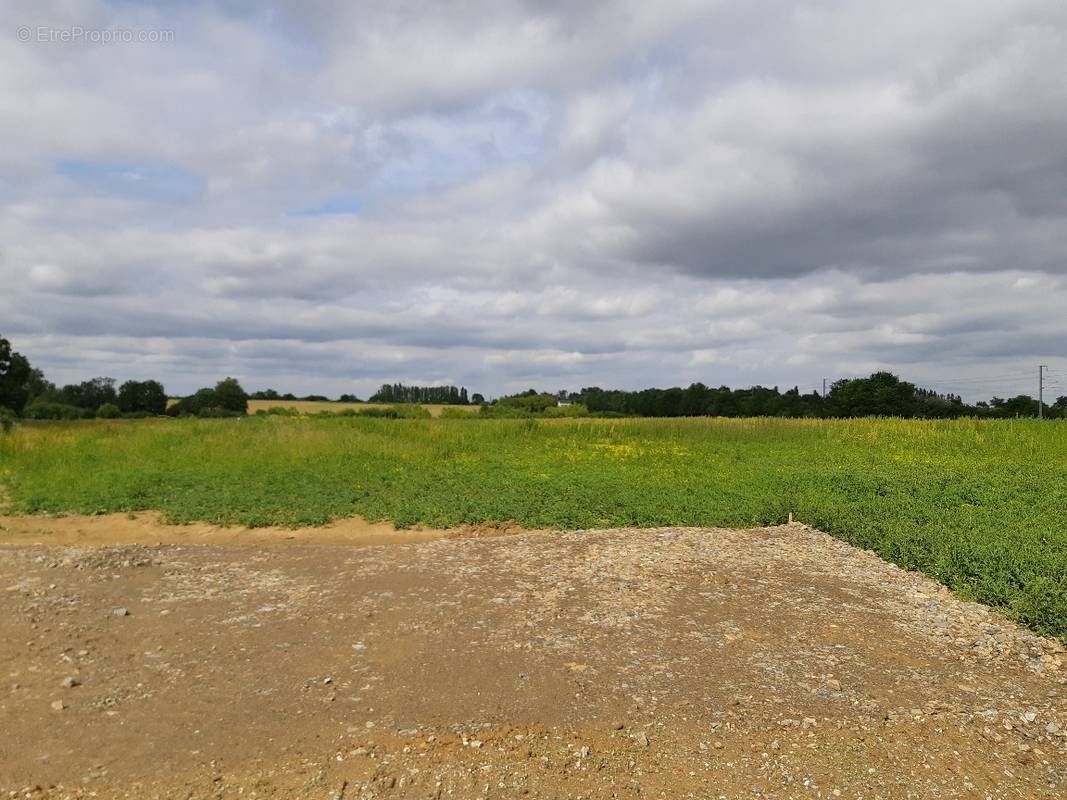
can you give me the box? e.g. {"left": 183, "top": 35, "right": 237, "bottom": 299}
{"left": 1, "top": 0, "right": 1065, "bottom": 399}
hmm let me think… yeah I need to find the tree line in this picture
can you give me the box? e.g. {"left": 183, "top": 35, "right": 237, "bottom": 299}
{"left": 0, "top": 334, "right": 250, "bottom": 420}
{"left": 369, "top": 383, "right": 472, "bottom": 404}
{"left": 2, "top": 334, "right": 1064, "bottom": 425}
{"left": 567, "top": 372, "right": 1066, "bottom": 419}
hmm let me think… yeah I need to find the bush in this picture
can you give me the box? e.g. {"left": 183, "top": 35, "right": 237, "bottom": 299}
{"left": 496, "top": 391, "right": 558, "bottom": 413}
{"left": 542, "top": 403, "right": 589, "bottom": 418}
{"left": 390, "top": 404, "right": 431, "bottom": 419}
{"left": 439, "top": 407, "right": 477, "bottom": 419}
{"left": 23, "top": 401, "right": 91, "bottom": 420}
{"left": 197, "top": 407, "right": 244, "bottom": 418}
{"left": 96, "top": 403, "right": 122, "bottom": 419}
{"left": 357, "top": 407, "right": 399, "bottom": 419}
{"left": 169, "top": 378, "right": 250, "bottom": 417}
{"left": 0, "top": 405, "right": 14, "bottom": 432}
{"left": 479, "top": 404, "right": 532, "bottom": 418}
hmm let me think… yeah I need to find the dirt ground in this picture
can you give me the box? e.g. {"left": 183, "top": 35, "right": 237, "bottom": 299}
{"left": 1, "top": 519, "right": 1064, "bottom": 799}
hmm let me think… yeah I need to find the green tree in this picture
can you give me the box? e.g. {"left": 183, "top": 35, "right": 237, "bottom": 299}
{"left": 60, "top": 377, "right": 118, "bottom": 410}
{"left": 827, "top": 372, "right": 918, "bottom": 417}
{"left": 117, "top": 380, "right": 167, "bottom": 415}
{"left": 96, "top": 403, "right": 122, "bottom": 419}
{"left": 0, "top": 335, "right": 33, "bottom": 413}
{"left": 213, "top": 377, "right": 249, "bottom": 413}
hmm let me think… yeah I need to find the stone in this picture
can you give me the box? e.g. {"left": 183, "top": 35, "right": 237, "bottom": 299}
{"left": 51, "top": 700, "right": 65, "bottom": 711}
{"left": 111, "top": 607, "right": 129, "bottom": 617}
{"left": 60, "top": 676, "right": 80, "bottom": 689}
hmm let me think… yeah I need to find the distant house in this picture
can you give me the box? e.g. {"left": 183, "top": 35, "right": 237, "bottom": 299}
{"left": 557, "top": 399, "right": 572, "bottom": 407}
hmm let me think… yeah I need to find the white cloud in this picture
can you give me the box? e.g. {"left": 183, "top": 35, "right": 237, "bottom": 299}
{"left": 1, "top": 0, "right": 1065, "bottom": 400}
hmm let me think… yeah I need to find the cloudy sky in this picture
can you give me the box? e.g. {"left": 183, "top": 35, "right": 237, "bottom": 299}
{"left": 3, "top": 1, "right": 1066, "bottom": 401}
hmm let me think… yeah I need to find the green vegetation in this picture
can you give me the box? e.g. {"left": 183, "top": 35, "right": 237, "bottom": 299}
{"left": 369, "top": 383, "right": 470, "bottom": 405}
{"left": 167, "top": 377, "right": 249, "bottom": 417}
{"left": 1, "top": 415, "right": 1065, "bottom": 641}
{"left": 575, "top": 372, "right": 1067, "bottom": 419}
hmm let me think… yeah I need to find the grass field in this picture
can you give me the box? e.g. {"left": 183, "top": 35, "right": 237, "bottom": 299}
{"left": 1, "top": 416, "right": 1066, "bottom": 641}
{"left": 245, "top": 400, "right": 479, "bottom": 416}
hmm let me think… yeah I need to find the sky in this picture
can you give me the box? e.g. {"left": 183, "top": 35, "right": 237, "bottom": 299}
{"left": 2, "top": 1, "right": 1066, "bottom": 402}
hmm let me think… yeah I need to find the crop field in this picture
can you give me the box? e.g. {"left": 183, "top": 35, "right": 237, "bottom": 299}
{"left": 1, "top": 416, "right": 1066, "bottom": 641}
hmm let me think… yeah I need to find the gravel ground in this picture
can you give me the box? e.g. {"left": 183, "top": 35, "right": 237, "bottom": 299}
{"left": 1, "top": 523, "right": 1064, "bottom": 799}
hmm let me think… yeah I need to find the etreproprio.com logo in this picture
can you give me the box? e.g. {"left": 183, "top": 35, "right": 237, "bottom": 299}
{"left": 17, "top": 25, "right": 175, "bottom": 44}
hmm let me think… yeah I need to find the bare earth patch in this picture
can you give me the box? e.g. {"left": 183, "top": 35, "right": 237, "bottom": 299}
{"left": 0, "top": 512, "right": 531, "bottom": 547}
{"left": 0, "top": 523, "right": 1064, "bottom": 798}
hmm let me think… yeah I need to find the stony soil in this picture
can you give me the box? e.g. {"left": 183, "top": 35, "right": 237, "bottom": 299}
{"left": 1, "top": 523, "right": 1064, "bottom": 799}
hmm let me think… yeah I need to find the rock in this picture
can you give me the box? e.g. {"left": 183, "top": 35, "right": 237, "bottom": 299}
{"left": 578, "top": 745, "right": 590, "bottom": 759}
{"left": 826, "top": 679, "right": 842, "bottom": 691}
{"left": 469, "top": 739, "right": 483, "bottom": 749}
{"left": 111, "top": 607, "right": 129, "bottom": 617}
{"left": 60, "top": 676, "right": 80, "bottom": 689}
{"left": 1021, "top": 711, "right": 1036, "bottom": 723}
{"left": 633, "top": 732, "right": 650, "bottom": 747}
{"left": 1046, "top": 722, "right": 1059, "bottom": 734}
{"left": 51, "top": 700, "right": 66, "bottom": 711}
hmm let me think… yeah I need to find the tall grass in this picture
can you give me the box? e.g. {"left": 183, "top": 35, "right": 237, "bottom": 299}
{"left": 2, "top": 416, "right": 1065, "bottom": 640}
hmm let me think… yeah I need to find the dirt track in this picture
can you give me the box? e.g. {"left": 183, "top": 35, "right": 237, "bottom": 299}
{"left": 1, "top": 522, "right": 1065, "bottom": 799}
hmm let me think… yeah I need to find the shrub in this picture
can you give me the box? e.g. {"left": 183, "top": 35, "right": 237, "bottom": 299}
{"left": 542, "top": 403, "right": 589, "bottom": 418}
{"left": 496, "top": 391, "right": 558, "bottom": 413}
{"left": 169, "top": 378, "right": 250, "bottom": 417}
{"left": 23, "top": 401, "right": 91, "bottom": 420}
{"left": 390, "top": 404, "right": 431, "bottom": 419}
{"left": 197, "top": 407, "right": 244, "bottom": 418}
{"left": 357, "top": 407, "right": 399, "bottom": 419}
{"left": 0, "top": 405, "right": 14, "bottom": 432}
{"left": 96, "top": 403, "right": 122, "bottom": 419}
{"left": 439, "top": 407, "right": 476, "bottom": 419}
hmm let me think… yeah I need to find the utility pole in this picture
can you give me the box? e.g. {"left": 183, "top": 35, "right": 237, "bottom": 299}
{"left": 1039, "top": 365, "right": 1048, "bottom": 419}
{"left": 822, "top": 377, "right": 827, "bottom": 397}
